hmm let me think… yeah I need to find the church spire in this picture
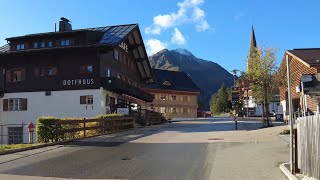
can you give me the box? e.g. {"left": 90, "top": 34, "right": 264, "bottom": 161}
{"left": 250, "top": 25, "right": 257, "bottom": 48}
{"left": 247, "top": 25, "right": 258, "bottom": 72}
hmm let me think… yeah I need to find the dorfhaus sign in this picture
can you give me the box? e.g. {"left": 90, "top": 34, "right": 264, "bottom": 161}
{"left": 63, "top": 78, "right": 94, "bottom": 86}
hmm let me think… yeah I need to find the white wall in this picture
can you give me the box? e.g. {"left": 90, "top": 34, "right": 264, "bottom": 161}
{"left": 0, "top": 88, "right": 104, "bottom": 144}
{"left": 255, "top": 102, "right": 283, "bottom": 116}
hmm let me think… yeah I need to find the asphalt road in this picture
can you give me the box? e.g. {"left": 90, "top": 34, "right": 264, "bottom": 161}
{"left": 0, "top": 118, "right": 289, "bottom": 180}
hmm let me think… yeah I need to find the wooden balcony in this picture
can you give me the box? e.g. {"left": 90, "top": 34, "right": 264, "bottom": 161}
{"left": 101, "top": 77, "right": 154, "bottom": 102}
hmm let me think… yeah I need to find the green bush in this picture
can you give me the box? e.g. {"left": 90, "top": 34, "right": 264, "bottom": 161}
{"left": 280, "top": 129, "right": 290, "bottom": 135}
{"left": 164, "top": 113, "right": 172, "bottom": 121}
{"left": 95, "top": 113, "right": 124, "bottom": 119}
{"left": 36, "top": 116, "right": 59, "bottom": 143}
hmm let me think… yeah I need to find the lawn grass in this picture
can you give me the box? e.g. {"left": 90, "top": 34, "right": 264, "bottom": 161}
{"left": 0, "top": 144, "right": 38, "bottom": 152}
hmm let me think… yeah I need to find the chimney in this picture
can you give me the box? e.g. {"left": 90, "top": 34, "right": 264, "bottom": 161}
{"left": 59, "top": 17, "right": 72, "bottom": 32}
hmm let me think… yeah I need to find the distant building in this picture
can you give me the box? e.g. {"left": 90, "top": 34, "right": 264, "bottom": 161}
{"left": 0, "top": 18, "right": 154, "bottom": 144}
{"left": 144, "top": 69, "right": 201, "bottom": 118}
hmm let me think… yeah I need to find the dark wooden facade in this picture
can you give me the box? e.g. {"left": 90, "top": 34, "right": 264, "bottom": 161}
{"left": 0, "top": 23, "right": 154, "bottom": 102}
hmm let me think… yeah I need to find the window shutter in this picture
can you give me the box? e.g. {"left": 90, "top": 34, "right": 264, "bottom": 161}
{"left": 22, "top": 99, "right": 27, "bottom": 111}
{"left": 6, "top": 71, "right": 12, "bottom": 82}
{"left": 34, "top": 66, "right": 40, "bottom": 77}
{"left": 3, "top": 99, "right": 8, "bottom": 111}
{"left": 52, "top": 67, "right": 57, "bottom": 75}
{"left": 80, "top": 65, "right": 86, "bottom": 74}
{"left": 80, "top": 96, "right": 86, "bottom": 104}
{"left": 21, "top": 68, "right": 26, "bottom": 80}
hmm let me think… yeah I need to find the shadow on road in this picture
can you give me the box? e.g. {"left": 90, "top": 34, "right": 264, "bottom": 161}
{"left": 65, "top": 118, "right": 286, "bottom": 148}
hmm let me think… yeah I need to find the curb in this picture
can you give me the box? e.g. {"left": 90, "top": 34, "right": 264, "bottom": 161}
{"left": 280, "top": 163, "right": 298, "bottom": 180}
{"left": 0, "top": 128, "right": 135, "bottom": 156}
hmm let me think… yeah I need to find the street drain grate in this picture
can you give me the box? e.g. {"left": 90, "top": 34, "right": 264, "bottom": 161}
{"left": 208, "top": 138, "right": 224, "bottom": 140}
{"left": 121, "top": 157, "right": 131, "bottom": 160}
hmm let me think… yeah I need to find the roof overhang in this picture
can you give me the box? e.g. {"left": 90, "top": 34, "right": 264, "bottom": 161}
{"left": 123, "top": 26, "right": 153, "bottom": 82}
{"left": 286, "top": 50, "right": 311, "bottom": 68}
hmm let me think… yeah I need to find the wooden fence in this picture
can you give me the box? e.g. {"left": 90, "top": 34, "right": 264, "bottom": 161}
{"left": 54, "top": 117, "right": 135, "bottom": 141}
{"left": 297, "top": 115, "right": 320, "bottom": 179}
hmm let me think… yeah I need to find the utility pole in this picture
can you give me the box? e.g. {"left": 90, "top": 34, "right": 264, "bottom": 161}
{"left": 286, "top": 54, "right": 295, "bottom": 174}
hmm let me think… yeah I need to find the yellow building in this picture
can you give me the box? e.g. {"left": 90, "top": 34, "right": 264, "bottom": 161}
{"left": 144, "top": 69, "right": 200, "bottom": 118}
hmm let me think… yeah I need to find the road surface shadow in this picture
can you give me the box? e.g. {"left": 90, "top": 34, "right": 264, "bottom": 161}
{"left": 63, "top": 119, "right": 285, "bottom": 148}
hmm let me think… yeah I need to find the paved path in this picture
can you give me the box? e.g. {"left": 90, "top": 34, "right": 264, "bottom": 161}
{"left": 0, "top": 118, "right": 289, "bottom": 180}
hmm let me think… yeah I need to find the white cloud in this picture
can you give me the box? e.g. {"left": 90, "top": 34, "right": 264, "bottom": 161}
{"left": 146, "top": 39, "right": 167, "bottom": 56}
{"left": 196, "top": 20, "right": 210, "bottom": 32}
{"left": 171, "top": 28, "right": 186, "bottom": 45}
{"left": 145, "top": 0, "right": 211, "bottom": 35}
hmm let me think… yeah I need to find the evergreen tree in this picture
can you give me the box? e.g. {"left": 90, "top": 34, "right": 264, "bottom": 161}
{"left": 210, "top": 83, "right": 231, "bottom": 114}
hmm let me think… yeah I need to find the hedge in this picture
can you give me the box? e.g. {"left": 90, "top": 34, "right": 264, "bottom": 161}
{"left": 36, "top": 114, "right": 124, "bottom": 143}
{"left": 36, "top": 116, "right": 59, "bottom": 143}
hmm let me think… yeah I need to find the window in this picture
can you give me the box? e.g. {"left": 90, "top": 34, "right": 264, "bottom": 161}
{"left": 37, "top": 66, "right": 57, "bottom": 77}
{"left": 183, "top": 108, "right": 188, "bottom": 114}
{"left": 48, "top": 41, "right": 53, "bottom": 47}
{"left": 163, "top": 81, "right": 172, "bottom": 86}
{"left": 183, "top": 96, "right": 188, "bottom": 101}
{"left": 160, "top": 107, "right": 166, "bottom": 113}
{"left": 8, "top": 127, "right": 23, "bottom": 144}
{"left": 114, "top": 49, "right": 119, "bottom": 60}
{"left": 16, "top": 44, "right": 25, "bottom": 50}
{"left": 161, "top": 95, "right": 166, "bottom": 101}
{"left": 9, "top": 98, "right": 22, "bottom": 111}
{"left": 34, "top": 42, "right": 38, "bottom": 48}
{"left": 80, "top": 65, "right": 93, "bottom": 74}
{"left": 6, "top": 69, "right": 26, "bottom": 82}
{"left": 12, "top": 70, "right": 22, "bottom": 82}
{"left": 41, "top": 42, "right": 45, "bottom": 48}
{"left": 123, "top": 54, "right": 126, "bottom": 64}
{"left": 171, "top": 95, "right": 177, "bottom": 101}
{"left": 61, "top": 40, "right": 70, "bottom": 46}
{"left": 171, "top": 108, "right": 177, "bottom": 114}
{"left": 87, "top": 95, "right": 93, "bottom": 104}
{"left": 40, "top": 67, "right": 46, "bottom": 76}
{"left": 107, "top": 68, "right": 111, "bottom": 77}
{"left": 80, "top": 95, "right": 93, "bottom": 105}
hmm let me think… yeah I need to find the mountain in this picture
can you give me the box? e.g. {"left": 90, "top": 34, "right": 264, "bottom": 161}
{"left": 149, "top": 48, "right": 234, "bottom": 110}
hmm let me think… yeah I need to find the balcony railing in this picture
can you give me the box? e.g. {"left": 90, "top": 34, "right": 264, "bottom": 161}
{"left": 101, "top": 77, "right": 154, "bottom": 102}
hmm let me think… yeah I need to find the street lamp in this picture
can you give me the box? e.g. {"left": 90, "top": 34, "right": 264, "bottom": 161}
{"left": 230, "top": 69, "right": 240, "bottom": 86}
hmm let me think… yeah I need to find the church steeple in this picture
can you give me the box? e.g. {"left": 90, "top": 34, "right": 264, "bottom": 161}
{"left": 250, "top": 25, "right": 257, "bottom": 49}
{"left": 247, "top": 25, "right": 258, "bottom": 72}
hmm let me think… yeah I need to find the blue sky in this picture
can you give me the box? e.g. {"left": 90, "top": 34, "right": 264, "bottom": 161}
{"left": 1, "top": 0, "right": 320, "bottom": 72}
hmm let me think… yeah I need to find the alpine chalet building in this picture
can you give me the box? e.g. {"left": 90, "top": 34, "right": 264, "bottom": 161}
{"left": 144, "top": 69, "right": 200, "bottom": 118}
{"left": 0, "top": 18, "right": 154, "bottom": 144}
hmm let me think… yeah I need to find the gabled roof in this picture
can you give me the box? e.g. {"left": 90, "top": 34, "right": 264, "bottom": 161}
{"left": 144, "top": 69, "right": 201, "bottom": 93}
{"left": 1, "top": 23, "right": 153, "bottom": 81}
{"left": 6, "top": 24, "right": 138, "bottom": 46}
{"left": 287, "top": 48, "right": 320, "bottom": 67}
